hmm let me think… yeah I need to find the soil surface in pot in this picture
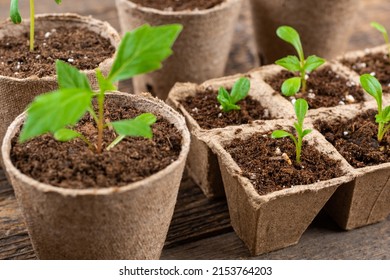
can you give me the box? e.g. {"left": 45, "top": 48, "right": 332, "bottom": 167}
{"left": 265, "top": 66, "right": 365, "bottom": 109}
{"left": 314, "top": 109, "right": 390, "bottom": 168}
{"left": 225, "top": 133, "right": 344, "bottom": 195}
{"left": 0, "top": 26, "right": 115, "bottom": 78}
{"left": 130, "top": 0, "right": 225, "bottom": 11}
{"left": 11, "top": 95, "right": 182, "bottom": 189}
{"left": 341, "top": 52, "right": 390, "bottom": 94}
{"left": 180, "top": 86, "right": 272, "bottom": 130}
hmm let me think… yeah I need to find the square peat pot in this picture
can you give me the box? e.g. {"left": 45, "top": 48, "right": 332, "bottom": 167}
{"left": 166, "top": 73, "right": 293, "bottom": 198}
{"left": 336, "top": 44, "right": 390, "bottom": 101}
{"left": 203, "top": 120, "right": 354, "bottom": 255}
{"left": 312, "top": 101, "right": 390, "bottom": 230}
{"left": 253, "top": 61, "right": 371, "bottom": 113}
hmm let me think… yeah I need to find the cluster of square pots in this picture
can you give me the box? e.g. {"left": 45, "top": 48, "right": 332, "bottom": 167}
{"left": 167, "top": 44, "right": 390, "bottom": 256}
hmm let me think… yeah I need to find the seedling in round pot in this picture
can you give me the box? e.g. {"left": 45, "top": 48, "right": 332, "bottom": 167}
{"left": 275, "top": 25, "right": 325, "bottom": 96}
{"left": 371, "top": 21, "right": 390, "bottom": 57}
{"left": 360, "top": 74, "right": 390, "bottom": 142}
{"left": 217, "top": 77, "right": 250, "bottom": 112}
{"left": 19, "top": 24, "right": 182, "bottom": 153}
{"left": 271, "top": 98, "right": 312, "bottom": 163}
{"left": 10, "top": 0, "right": 62, "bottom": 51}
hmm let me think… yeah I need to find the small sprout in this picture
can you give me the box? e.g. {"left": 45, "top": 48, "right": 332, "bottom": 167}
{"left": 275, "top": 26, "right": 325, "bottom": 96}
{"left": 217, "top": 77, "right": 250, "bottom": 112}
{"left": 360, "top": 74, "right": 390, "bottom": 142}
{"left": 271, "top": 99, "right": 312, "bottom": 163}
{"left": 19, "top": 24, "right": 183, "bottom": 153}
{"left": 371, "top": 21, "right": 390, "bottom": 57}
{"left": 9, "top": 0, "right": 62, "bottom": 52}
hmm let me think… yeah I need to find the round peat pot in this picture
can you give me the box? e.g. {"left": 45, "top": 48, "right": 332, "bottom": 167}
{"left": 115, "top": 0, "right": 242, "bottom": 100}
{"left": 0, "top": 13, "right": 120, "bottom": 156}
{"left": 1, "top": 92, "right": 190, "bottom": 260}
{"left": 250, "top": 0, "right": 362, "bottom": 64}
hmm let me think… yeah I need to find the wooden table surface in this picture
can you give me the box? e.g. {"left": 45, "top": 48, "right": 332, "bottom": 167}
{"left": 0, "top": 0, "right": 389, "bottom": 260}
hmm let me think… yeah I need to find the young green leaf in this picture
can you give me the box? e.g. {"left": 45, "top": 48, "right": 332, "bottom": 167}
{"left": 56, "top": 60, "right": 92, "bottom": 91}
{"left": 271, "top": 99, "right": 311, "bottom": 163}
{"left": 304, "top": 55, "right": 325, "bottom": 73}
{"left": 111, "top": 113, "right": 157, "bottom": 139}
{"left": 108, "top": 24, "right": 183, "bottom": 82}
{"left": 217, "top": 77, "right": 250, "bottom": 112}
{"left": 276, "top": 26, "right": 304, "bottom": 61}
{"left": 281, "top": 77, "right": 301, "bottom": 96}
{"left": 96, "top": 69, "right": 117, "bottom": 93}
{"left": 54, "top": 128, "right": 82, "bottom": 142}
{"left": 20, "top": 89, "right": 92, "bottom": 142}
{"left": 294, "top": 98, "right": 309, "bottom": 125}
{"left": 275, "top": 55, "right": 301, "bottom": 72}
{"left": 10, "top": 0, "right": 21, "bottom": 24}
{"left": 371, "top": 22, "right": 390, "bottom": 56}
{"left": 230, "top": 77, "right": 250, "bottom": 104}
{"left": 360, "top": 74, "right": 382, "bottom": 108}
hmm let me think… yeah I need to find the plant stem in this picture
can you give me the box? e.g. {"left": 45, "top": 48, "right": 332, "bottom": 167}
{"left": 29, "top": 0, "right": 35, "bottom": 52}
{"left": 378, "top": 122, "right": 385, "bottom": 142}
{"left": 296, "top": 136, "right": 302, "bottom": 163}
{"left": 106, "top": 135, "right": 125, "bottom": 151}
{"left": 96, "top": 90, "right": 105, "bottom": 154}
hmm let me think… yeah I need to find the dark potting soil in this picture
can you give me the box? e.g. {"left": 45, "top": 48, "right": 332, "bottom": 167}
{"left": 225, "top": 133, "right": 344, "bottom": 195}
{"left": 11, "top": 95, "right": 182, "bottom": 190}
{"left": 130, "top": 0, "right": 225, "bottom": 11}
{"left": 265, "top": 66, "right": 365, "bottom": 109}
{"left": 180, "top": 86, "right": 272, "bottom": 130}
{"left": 341, "top": 52, "right": 390, "bottom": 94}
{"left": 0, "top": 26, "right": 115, "bottom": 78}
{"left": 314, "top": 109, "right": 390, "bottom": 168}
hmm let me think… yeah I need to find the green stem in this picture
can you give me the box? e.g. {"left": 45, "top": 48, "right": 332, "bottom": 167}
{"left": 29, "top": 0, "right": 34, "bottom": 52}
{"left": 378, "top": 122, "right": 388, "bottom": 142}
{"left": 106, "top": 135, "right": 125, "bottom": 151}
{"left": 296, "top": 136, "right": 302, "bottom": 163}
{"left": 300, "top": 59, "right": 306, "bottom": 93}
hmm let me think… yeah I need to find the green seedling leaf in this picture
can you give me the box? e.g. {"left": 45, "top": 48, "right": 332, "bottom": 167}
{"left": 20, "top": 89, "right": 92, "bottom": 142}
{"left": 54, "top": 0, "right": 62, "bottom": 3}
{"left": 111, "top": 113, "right": 157, "bottom": 139}
{"left": 271, "top": 130, "right": 294, "bottom": 139}
{"left": 276, "top": 26, "right": 304, "bottom": 61}
{"left": 96, "top": 69, "right": 116, "bottom": 93}
{"left": 108, "top": 24, "right": 183, "bottom": 82}
{"left": 10, "top": 0, "right": 21, "bottom": 24}
{"left": 281, "top": 77, "right": 301, "bottom": 96}
{"left": 371, "top": 22, "right": 387, "bottom": 34}
{"left": 275, "top": 55, "right": 301, "bottom": 72}
{"left": 230, "top": 77, "right": 250, "bottom": 104}
{"left": 56, "top": 60, "right": 92, "bottom": 91}
{"left": 294, "top": 98, "right": 309, "bottom": 125}
{"left": 54, "top": 128, "right": 82, "bottom": 142}
{"left": 304, "top": 55, "right": 325, "bottom": 73}
{"left": 217, "top": 77, "right": 250, "bottom": 112}
{"left": 376, "top": 106, "right": 390, "bottom": 123}
{"left": 360, "top": 74, "right": 382, "bottom": 107}
{"left": 302, "top": 129, "right": 312, "bottom": 138}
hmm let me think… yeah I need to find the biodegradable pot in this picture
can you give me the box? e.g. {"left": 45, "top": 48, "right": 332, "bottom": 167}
{"left": 115, "top": 0, "right": 242, "bottom": 100}
{"left": 0, "top": 13, "right": 121, "bottom": 157}
{"left": 204, "top": 120, "right": 354, "bottom": 255}
{"left": 311, "top": 101, "right": 390, "bottom": 230}
{"left": 166, "top": 72, "right": 293, "bottom": 198}
{"left": 1, "top": 92, "right": 191, "bottom": 260}
{"left": 250, "top": 0, "right": 362, "bottom": 64}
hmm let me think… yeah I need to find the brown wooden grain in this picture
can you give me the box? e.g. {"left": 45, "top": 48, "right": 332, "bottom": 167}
{"left": 0, "top": 0, "right": 390, "bottom": 260}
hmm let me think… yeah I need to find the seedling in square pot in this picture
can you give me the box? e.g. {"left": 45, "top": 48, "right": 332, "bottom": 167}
{"left": 10, "top": 0, "right": 62, "bottom": 51}
{"left": 360, "top": 74, "right": 390, "bottom": 142}
{"left": 217, "top": 77, "right": 250, "bottom": 112}
{"left": 371, "top": 21, "right": 390, "bottom": 57}
{"left": 271, "top": 99, "right": 312, "bottom": 163}
{"left": 19, "top": 24, "right": 183, "bottom": 153}
{"left": 275, "top": 26, "right": 325, "bottom": 96}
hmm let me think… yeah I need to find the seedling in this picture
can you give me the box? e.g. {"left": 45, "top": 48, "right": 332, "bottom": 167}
{"left": 19, "top": 24, "right": 183, "bottom": 154}
{"left": 217, "top": 77, "right": 250, "bottom": 112}
{"left": 360, "top": 74, "right": 390, "bottom": 142}
{"left": 275, "top": 26, "right": 325, "bottom": 96}
{"left": 371, "top": 21, "right": 390, "bottom": 57}
{"left": 10, "top": 0, "right": 62, "bottom": 51}
{"left": 271, "top": 99, "right": 312, "bottom": 163}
